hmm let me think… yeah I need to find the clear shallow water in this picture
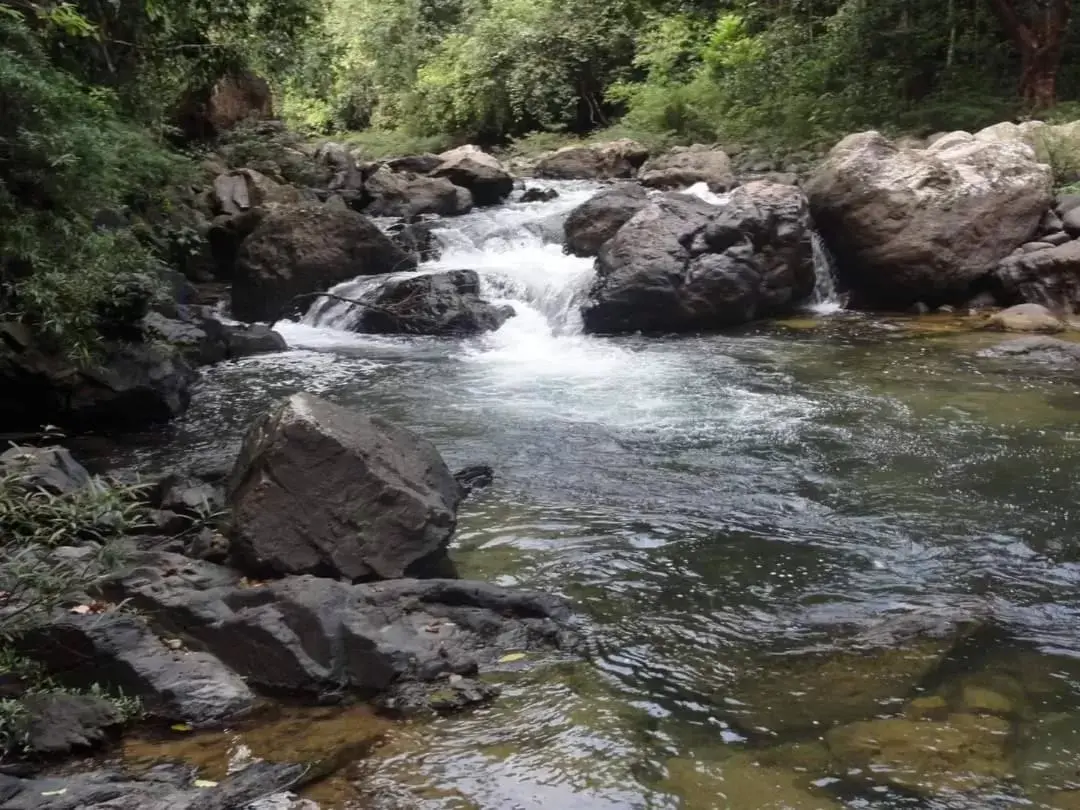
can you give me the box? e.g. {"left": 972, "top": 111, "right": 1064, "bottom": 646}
{"left": 109, "top": 185, "right": 1080, "bottom": 808}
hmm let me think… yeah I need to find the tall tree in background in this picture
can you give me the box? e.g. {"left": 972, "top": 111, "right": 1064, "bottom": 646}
{"left": 987, "top": 0, "right": 1071, "bottom": 108}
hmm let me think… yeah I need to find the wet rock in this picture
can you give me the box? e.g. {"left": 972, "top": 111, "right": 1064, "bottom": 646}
{"left": 582, "top": 182, "right": 815, "bottom": 333}
{"left": 109, "top": 555, "right": 577, "bottom": 699}
{"left": 660, "top": 755, "right": 839, "bottom": 810}
{"left": 977, "top": 336, "right": 1080, "bottom": 368}
{"left": 454, "top": 464, "right": 494, "bottom": 496}
{"left": 985, "top": 303, "right": 1065, "bottom": 333}
{"left": 20, "top": 613, "right": 256, "bottom": 726}
{"left": 520, "top": 186, "right": 558, "bottom": 203}
{"left": 387, "top": 220, "right": 441, "bottom": 263}
{"left": 0, "top": 446, "right": 90, "bottom": 494}
{"left": 993, "top": 240, "right": 1080, "bottom": 307}
{"left": 142, "top": 310, "right": 228, "bottom": 368}
{"left": 224, "top": 323, "right": 287, "bottom": 358}
{"left": 384, "top": 153, "right": 442, "bottom": 174}
{"left": 639, "top": 144, "right": 736, "bottom": 192}
{"left": 0, "top": 323, "right": 198, "bottom": 432}
{"left": 377, "top": 677, "right": 499, "bottom": 716}
{"left": 563, "top": 183, "right": 649, "bottom": 258}
{"left": 355, "top": 270, "right": 514, "bottom": 336}
{"left": 233, "top": 204, "right": 415, "bottom": 323}
{"left": 534, "top": 140, "right": 649, "bottom": 180}
{"left": 227, "top": 393, "right": 463, "bottom": 580}
{"left": 17, "top": 693, "right": 123, "bottom": 755}
{"left": 431, "top": 145, "right": 513, "bottom": 206}
{"left": 824, "top": 714, "right": 1013, "bottom": 795}
{"left": 806, "top": 131, "right": 1053, "bottom": 309}
{"left": 363, "top": 167, "right": 473, "bottom": 218}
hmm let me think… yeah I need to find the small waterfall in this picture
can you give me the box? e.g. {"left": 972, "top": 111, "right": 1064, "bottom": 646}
{"left": 809, "top": 231, "right": 844, "bottom": 313}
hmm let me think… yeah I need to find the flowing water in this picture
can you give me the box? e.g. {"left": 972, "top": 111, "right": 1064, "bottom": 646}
{"left": 108, "top": 184, "right": 1080, "bottom": 809}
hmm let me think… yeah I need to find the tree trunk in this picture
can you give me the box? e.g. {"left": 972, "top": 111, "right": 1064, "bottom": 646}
{"left": 987, "top": 0, "right": 1071, "bottom": 110}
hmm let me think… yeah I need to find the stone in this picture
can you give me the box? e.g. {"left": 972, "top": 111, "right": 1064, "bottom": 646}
{"left": 534, "top": 139, "right": 649, "bottom": 180}
{"left": 17, "top": 693, "right": 123, "bottom": 755}
{"left": 173, "top": 71, "right": 274, "bottom": 141}
{"left": 1057, "top": 194, "right": 1080, "bottom": 216}
{"left": 806, "top": 131, "right": 1053, "bottom": 308}
{"left": 639, "top": 144, "right": 736, "bottom": 192}
{"left": 233, "top": 204, "right": 416, "bottom": 323}
{"left": 519, "top": 186, "right": 559, "bottom": 203}
{"left": 824, "top": 714, "right": 1013, "bottom": 795}
{"left": 107, "top": 553, "right": 578, "bottom": 700}
{"left": 363, "top": 167, "right": 473, "bottom": 217}
{"left": 0, "top": 446, "right": 90, "bottom": 494}
{"left": 977, "top": 336, "right": 1080, "bottom": 368}
{"left": 224, "top": 324, "right": 288, "bottom": 358}
{"left": 141, "top": 310, "right": 228, "bottom": 368}
{"left": 563, "top": 183, "right": 649, "bottom": 258}
{"left": 431, "top": 145, "right": 513, "bottom": 206}
{"left": 1022, "top": 241, "right": 1056, "bottom": 253}
{"left": 985, "top": 303, "right": 1065, "bottom": 333}
{"left": 355, "top": 270, "right": 514, "bottom": 336}
{"left": 154, "top": 474, "right": 223, "bottom": 519}
{"left": 20, "top": 613, "right": 256, "bottom": 726}
{"left": 377, "top": 677, "right": 500, "bottom": 716}
{"left": 993, "top": 240, "right": 1080, "bottom": 308}
{"left": 660, "top": 755, "right": 839, "bottom": 810}
{"left": 384, "top": 153, "right": 443, "bottom": 174}
{"left": 1063, "top": 206, "right": 1080, "bottom": 237}
{"left": 226, "top": 393, "right": 463, "bottom": 580}
{"left": 581, "top": 182, "right": 815, "bottom": 334}
{"left": 387, "top": 220, "right": 441, "bottom": 263}
{"left": 453, "top": 464, "right": 494, "bottom": 496}
{"left": 212, "top": 170, "right": 300, "bottom": 216}
{"left": 1045, "top": 231, "right": 1073, "bottom": 246}
{"left": 1040, "top": 209, "right": 1065, "bottom": 235}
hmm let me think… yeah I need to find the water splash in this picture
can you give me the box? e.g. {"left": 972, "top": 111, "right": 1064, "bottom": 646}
{"left": 809, "top": 230, "right": 844, "bottom": 314}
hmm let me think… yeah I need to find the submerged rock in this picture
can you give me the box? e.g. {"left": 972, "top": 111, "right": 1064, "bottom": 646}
{"left": 232, "top": 204, "right": 415, "bottom": 323}
{"left": 582, "top": 181, "right": 815, "bottom": 333}
{"left": 639, "top": 144, "right": 735, "bottom": 192}
{"left": 520, "top": 186, "right": 558, "bottom": 203}
{"left": 431, "top": 145, "right": 513, "bottom": 206}
{"left": 563, "top": 183, "right": 649, "bottom": 258}
{"left": 977, "top": 336, "right": 1080, "bottom": 368}
{"left": 985, "top": 303, "right": 1065, "bottom": 333}
{"left": 534, "top": 139, "right": 649, "bottom": 180}
{"left": 806, "top": 130, "right": 1053, "bottom": 309}
{"left": 227, "top": 393, "right": 463, "bottom": 580}
{"left": 355, "top": 270, "right": 514, "bottom": 336}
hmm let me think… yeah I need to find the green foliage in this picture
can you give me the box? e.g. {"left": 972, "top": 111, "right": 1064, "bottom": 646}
{"left": 342, "top": 129, "right": 454, "bottom": 160}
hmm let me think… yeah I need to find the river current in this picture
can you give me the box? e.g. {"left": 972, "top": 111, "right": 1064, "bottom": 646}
{"left": 110, "top": 183, "right": 1080, "bottom": 809}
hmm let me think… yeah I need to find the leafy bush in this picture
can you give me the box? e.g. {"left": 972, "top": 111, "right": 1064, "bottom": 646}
{"left": 342, "top": 129, "right": 456, "bottom": 160}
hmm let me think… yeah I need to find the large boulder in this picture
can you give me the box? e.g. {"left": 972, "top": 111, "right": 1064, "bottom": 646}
{"left": 0, "top": 323, "right": 197, "bottom": 432}
{"left": 363, "top": 167, "right": 473, "bottom": 217}
{"left": 431, "top": 145, "right": 513, "bottom": 206}
{"left": 211, "top": 169, "right": 301, "bottom": 216}
{"left": 984, "top": 303, "right": 1065, "bottom": 333}
{"left": 806, "top": 131, "right": 1053, "bottom": 309}
{"left": 563, "top": 183, "right": 649, "bottom": 257}
{"left": 20, "top": 613, "right": 256, "bottom": 726}
{"left": 227, "top": 393, "right": 463, "bottom": 580}
{"left": 581, "top": 182, "right": 816, "bottom": 333}
{"left": 232, "top": 204, "right": 416, "bottom": 322}
{"left": 992, "top": 239, "right": 1080, "bottom": 308}
{"left": 108, "top": 552, "right": 578, "bottom": 702}
{"left": 534, "top": 139, "right": 649, "bottom": 180}
{"left": 639, "top": 144, "right": 736, "bottom": 192}
{"left": 355, "top": 270, "right": 514, "bottom": 336}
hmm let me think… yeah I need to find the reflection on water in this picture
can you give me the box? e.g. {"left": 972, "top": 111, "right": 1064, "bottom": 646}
{"left": 106, "top": 185, "right": 1080, "bottom": 808}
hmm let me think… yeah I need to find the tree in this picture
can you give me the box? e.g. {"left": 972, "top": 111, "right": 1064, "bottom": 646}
{"left": 986, "top": 0, "right": 1072, "bottom": 109}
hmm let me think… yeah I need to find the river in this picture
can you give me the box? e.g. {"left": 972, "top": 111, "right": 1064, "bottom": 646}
{"left": 112, "top": 182, "right": 1080, "bottom": 809}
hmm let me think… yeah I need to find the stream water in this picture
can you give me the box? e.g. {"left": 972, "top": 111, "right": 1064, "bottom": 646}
{"left": 108, "top": 184, "right": 1080, "bottom": 809}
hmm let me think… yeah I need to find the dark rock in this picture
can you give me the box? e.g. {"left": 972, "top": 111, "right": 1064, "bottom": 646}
{"left": 385, "top": 153, "right": 443, "bottom": 174}
{"left": 977, "top": 336, "right": 1080, "bottom": 368}
{"left": 224, "top": 324, "right": 288, "bottom": 358}
{"left": 639, "top": 144, "right": 735, "bottom": 192}
{"left": 1063, "top": 206, "right": 1080, "bottom": 237}
{"left": 109, "top": 554, "right": 577, "bottom": 699}
{"left": 154, "top": 474, "right": 223, "bottom": 519}
{"left": 233, "top": 204, "right": 416, "bottom": 323}
{"left": 992, "top": 240, "right": 1080, "bottom": 308}
{"left": 173, "top": 71, "right": 273, "bottom": 141}
{"left": 376, "top": 677, "right": 499, "bottom": 716}
{"left": 0, "top": 324, "right": 197, "bottom": 432}
{"left": 454, "top": 464, "right": 494, "bottom": 496}
{"left": 227, "top": 393, "right": 463, "bottom": 581}
{"left": 582, "top": 181, "right": 816, "bottom": 333}
{"left": 806, "top": 131, "right": 1053, "bottom": 308}
{"left": 1039, "top": 209, "right": 1065, "bottom": 235}
{"left": 141, "top": 310, "right": 228, "bottom": 368}
{"left": 20, "top": 612, "right": 256, "bottom": 726}
{"left": 205, "top": 209, "right": 264, "bottom": 281}
{"left": 563, "top": 183, "right": 648, "bottom": 258}
{"left": 388, "top": 220, "right": 441, "bottom": 263}
{"left": 188, "top": 762, "right": 310, "bottom": 810}
{"left": 186, "top": 529, "right": 230, "bottom": 563}
{"left": 520, "top": 187, "right": 559, "bottom": 203}
{"left": 431, "top": 146, "right": 513, "bottom": 206}
{"left": 535, "top": 140, "right": 649, "bottom": 180}
{"left": 363, "top": 168, "right": 473, "bottom": 218}
{"left": 0, "top": 446, "right": 90, "bottom": 494}
{"left": 18, "top": 693, "right": 123, "bottom": 755}
{"left": 356, "top": 271, "right": 514, "bottom": 336}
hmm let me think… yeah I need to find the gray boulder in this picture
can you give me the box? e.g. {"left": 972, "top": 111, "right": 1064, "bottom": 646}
{"left": 806, "top": 130, "right": 1053, "bottom": 308}
{"left": 20, "top": 613, "right": 256, "bottom": 726}
{"left": 356, "top": 270, "right": 514, "bottom": 336}
{"left": 639, "top": 144, "right": 736, "bottom": 192}
{"left": 534, "top": 140, "right": 649, "bottom": 180}
{"left": 0, "top": 446, "right": 90, "bottom": 494}
{"left": 363, "top": 167, "right": 473, "bottom": 217}
{"left": 384, "top": 153, "right": 442, "bottom": 174}
{"left": 564, "top": 183, "right": 649, "bottom": 257}
{"left": 233, "top": 204, "right": 415, "bottom": 323}
{"left": 225, "top": 323, "right": 288, "bottom": 358}
{"left": 227, "top": 393, "right": 463, "bottom": 580}
{"left": 977, "top": 336, "right": 1080, "bottom": 368}
{"left": 431, "top": 145, "right": 513, "bottom": 206}
{"left": 582, "top": 181, "right": 815, "bottom": 333}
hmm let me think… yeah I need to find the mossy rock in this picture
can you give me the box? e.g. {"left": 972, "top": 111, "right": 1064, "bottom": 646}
{"left": 660, "top": 755, "right": 840, "bottom": 810}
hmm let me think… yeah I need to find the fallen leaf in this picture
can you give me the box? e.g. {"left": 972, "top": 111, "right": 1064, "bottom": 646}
{"left": 69, "top": 605, "right": 91, "bottom": 615}
{"left": 165, "top": 638, "right": 183, "bottom": 650}
{"left": 498, "top": 652, "right": 526, "bottom": 664}
{"left": 171, "top": 723, "right": 192, "bottom": 732}
{"left": 41, "top": 789, "right": 67, "bottom": 796}
{"left": 194, "top": 779, "right": 218, "bottom": 788}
